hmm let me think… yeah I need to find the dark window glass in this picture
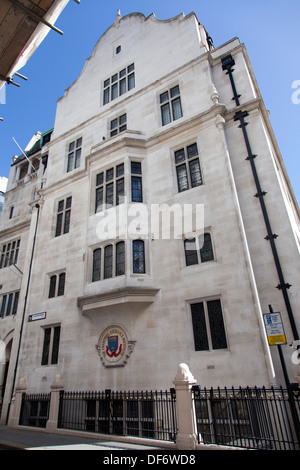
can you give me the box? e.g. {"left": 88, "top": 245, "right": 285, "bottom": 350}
{"left": 133, "top": 240, "right": 145, "bottom": 274}
{"left": 57, "top": 273, "right": 66, "bottom": 296}
{"left": 41, "top": 328, "right": 51, "bottom": 365}
{"left": 49, "top": 275, "right": 57, "bottom": 298}
{"left": 116, "top": 241, "right": 125, "bottom": 276}
{"left": 92, "top": 248, "right": 101, "bottom": 282}
{"left": 191, "top": 303, "right": 209, "bottom": 351}
{"left": 207, "top": 300, "right": 227, "bottom": 350}
{"left": 51, "top": 326, "right": 61, "bottom": 364}
{"left": 200, "top": 233, "right": 214, "bottom": 263}
{"left": 104, "top": 245, "right": 113, "bottom": 279}
{"left": 184, "top": 238, "right": 198, "bottom": 266}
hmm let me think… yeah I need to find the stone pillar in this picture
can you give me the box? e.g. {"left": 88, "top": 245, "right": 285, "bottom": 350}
{"left": 46, "top": 374, "right": 64, "bottom": 433}
{"left": 173, "top": 363, "right": 198, "bottom": 450}
{"left": 8, "top": 376, "right": 27, "bottom": 428}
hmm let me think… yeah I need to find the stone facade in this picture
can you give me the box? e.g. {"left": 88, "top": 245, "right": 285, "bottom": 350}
{"left": 0, "top": 12, "right": 299, "bottom": 424}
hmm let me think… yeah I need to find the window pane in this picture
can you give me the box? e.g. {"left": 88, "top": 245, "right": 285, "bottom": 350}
{"left": 66, "top": 197, "right": 72, "bottom": 209}
{"left": 41, "top": 328, "right": 51, "bottom": 365}
{"left": 161, "top": 103, "right": 171, "bottom": 126}
{"left": 131, "top": 176, "right": 142, "bottom": 202}
{"left": 200, "top": 233, "right": 214, "bottom": 262}
{"left": 191, "top": 303, "right": 209, "bottom": 351}
{"left": 67, "top": 153, "right": 74, "bottom": 172}
{"left": 104, "top": 245, "right": 113, "bottom": 279}
{"left": 92, "top": 248, "right": 101, "bottom": 282}
{"left": 0, "top": 295, "right": 7, "bottom": 317}
{"left": 116, "top": 178, "right": 124, "bottom": 205}
{"left": 116, "top": 163, "right": 124, "bottom": 177}
{"left": 6, "top": 293, "right": 13, "bottom": 316}
{"left": 189, "top": 159, "right": 202, "bottom": 187}
{"left": 160, "top": 91, "right": 169, "bottom": 104}
{"left": 51, "top": 326, "right": 61, "bottom": 365}
{"left": 131, "top": 161, "right": 142, "bottom": 175}
{"left": 207, "top": 300, "right": 227, "bottom": 350}
{"left": 111, "top": 83, "right": 118, "bottom": 100}
{"left": 184, "top": 239, "right": 198, "bottom": 266}
{"left": 119, "top": 78, "right": 126, "bottom": 95}
{"left": 75, "top": 149, "right": 81, "bottom": 168}
{"left": 175, "top": 149, "right": 185, "bottom": 164}
{"left": 170, "top": 85, "right": 180, "bottom": 98}
{"left": 106, "top": 168, "right": 114, "bottom": 181}
{"left": 116, "top": 242, "right": 125, "bottom": 276}
{"left": 187, "top": 143, "right": 198, "bottom": 158}
{"left": 176, "top": 164, "right": 188, "bottom": 192}
{"left": 172, "top": 97, "right": 182, "bottom": 121}
{"left": 95, "top": 187, "right": 103, "bottom": 213}
{"left": 12, "top": 291, "right": 19, "bottom": 315}
{"left": 133, "top": 240, "right": 145, "bottom": 274}
{"left": 103, "top": 88, "right": 109, "bottom": 104}
{"left": 49, "top": 275, "right": 57, "bottom": 298}
{"left": 57, "top": 273, "right": 66, "bottom": 296}
{"left": 63, "top": 210, "right": 71, "bottom": 234}
{"left": 106, "top": 182, "right": 114, "bottom": 208}
{"left": 96, "top": 172, "right": 104, "bottom": 186}
{"left": 128, "top": 73, "right": 135, "bottom": 90}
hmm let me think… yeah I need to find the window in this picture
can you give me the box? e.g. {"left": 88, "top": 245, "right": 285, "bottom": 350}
{"left": 184, "top": 233, "right": 214, "bottom": 266}
{"left": 41, "top": 326, "right": 61, "bottom": 366}
{"left": 48, "top": 272, "right": 66, "bottom": 298}
{"left": 103, "top": 63, "right": 135, "bottom": 104}
{"left": 110, "top": 114, "right": 127, "bottom": 137}
{"left": 95, "top": 164, "right": 124, "bottom": 212}
{"left": 9, "top": 206, "right": 14, "bottom": 219}
{"left": 191, "top": 299, "right": 227, "bottom": 351}
{"left": 131, "top": 161, "right": 143, "bottom": 202}
{"left": 92, "top": 241, "right": 125, "bottom": 282}
{"left": 67, "top": 138, "right": 82, "bottom": 172}
{"left": 0, "top": 239, "right": 20, "bottom": 269}
{"left": 0, "top": 291, "right": 19, "bottom": 317}
{"left": 160, "top": 85, "right": 182, "bottom": 126}
{"left": 55, "top": 197, "right": 72, "bottom": 237}
{"left": 132, "top": 240, "right": 145, "bottom": 274}
{"left": 175, "top": 143, "right": 202, "bottom": 192}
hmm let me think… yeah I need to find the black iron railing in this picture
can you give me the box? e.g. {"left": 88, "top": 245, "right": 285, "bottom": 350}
{"left": 58, "top": 389, "right": 177, "bottom": 442}
{"left": 192, "top": 386, "right": 300, "bottom": 450}
{"left": 19, "top": 393, "right": 51, "bottom": 428}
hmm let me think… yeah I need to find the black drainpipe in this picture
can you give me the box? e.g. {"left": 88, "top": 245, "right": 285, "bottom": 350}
{"left": 221, "top": 54, "right": 299, "bottom": 341}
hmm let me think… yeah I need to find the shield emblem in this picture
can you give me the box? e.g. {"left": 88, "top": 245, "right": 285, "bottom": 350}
{"left": 107, "top": 335, "right": 118, "bottom": 354}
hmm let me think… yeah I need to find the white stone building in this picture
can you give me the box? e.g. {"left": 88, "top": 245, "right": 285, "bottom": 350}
{"left": 1, "top": 11, "right": 299, "bottom": 424}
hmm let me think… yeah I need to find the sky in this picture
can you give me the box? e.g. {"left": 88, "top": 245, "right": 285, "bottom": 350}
{"left": 0, "top": 0, "right": 299, "bottom": 205}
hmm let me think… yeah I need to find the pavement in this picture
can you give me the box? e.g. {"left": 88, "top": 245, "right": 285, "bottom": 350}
{"left": 0, "top": 425, "right": 169, "bottom": 451}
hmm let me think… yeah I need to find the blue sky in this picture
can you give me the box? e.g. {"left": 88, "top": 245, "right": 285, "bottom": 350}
{"left": 0, "top": 0, "right": 299, "bottom": 205}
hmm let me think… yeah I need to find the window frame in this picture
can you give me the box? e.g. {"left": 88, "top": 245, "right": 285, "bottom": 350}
{"left": 160, "top": 85, "right": 183, "bottom": 126}
{"left": 0, "top": 290, "right": 19, "bottom": 317}
{"left": 41, "top": 325, "right": 61, "bottom": 366}
{"left": 174, "top": 143, "right": 202, "bottom": 193}
{"left": 48, "top": 272, "right": 66, "bottom": 298}
{"left": 95, "top": 163, "right": 125, "bottom": 213}
{"left": 184, "top": 232, "right": 214, "bottom": 267}
{"left": 103, "top": 64, "right": 135, "bottom": 105}
{"left": 67, "top": 138, "right": 82, "bottom": 173}
{"left": 92, "top": 241, "right": 126, "bottom": 282}
{"left": 190, "top": 298, "right": 228, "bottom": 352}
{"left": 0, "top": 238, "right": 20, "bottom": 269}
{"left": 55, "top": 196, "right": 72, "bottom": 237}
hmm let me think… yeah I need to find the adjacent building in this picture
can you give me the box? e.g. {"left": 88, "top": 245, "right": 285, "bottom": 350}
{"left": 1, "top": 11, "right": 299, "bottom": 425}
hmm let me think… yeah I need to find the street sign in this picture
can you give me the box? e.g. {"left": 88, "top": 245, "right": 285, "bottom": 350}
{"left": 263, "top": 312, "right": 286, "bottom": 346}
{"left": 28, "top": 312, "right": 46, "bottom": 322}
